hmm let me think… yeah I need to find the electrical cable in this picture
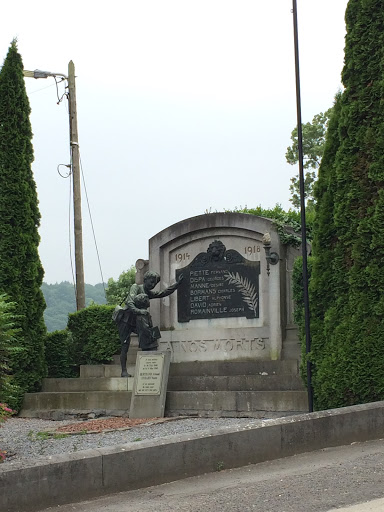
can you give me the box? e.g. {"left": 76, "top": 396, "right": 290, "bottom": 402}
{"left": 79, "top": 152, "right": 107, "bottom": 298}
{"left": 51, "top": 73, "right": 105, "bottom": 302}
{"left": 54, "top": 76, "right": 67, "bottom": 104}
{"left": 68, "top": 171, "right": 77, "bottom": 300}
{"left": 32, "top": 73, "right": 77, "bottom": 303}
{"left": 57, "top": 163, "right": 72, "bottom": 179}
{"left": 28, "top": 82, "right": 56, "bottom": 94}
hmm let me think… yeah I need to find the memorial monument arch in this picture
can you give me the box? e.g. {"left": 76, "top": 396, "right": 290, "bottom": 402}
{"left": 142, "top": 212, "right": 301, "bottom": 363}
{"left": 19, "top": 211, "right": 307, "bottom": 420}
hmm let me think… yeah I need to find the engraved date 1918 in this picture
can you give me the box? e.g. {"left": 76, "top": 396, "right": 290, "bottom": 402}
{"left": 244, "top": 245, "right": 261, "bottom": 255}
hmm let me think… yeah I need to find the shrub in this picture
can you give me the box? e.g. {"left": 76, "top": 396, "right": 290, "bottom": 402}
{"left": 0, "top": 402, "right": 14, "bottom": 462}
{"left": 292, "top": 256, "right": 314, "bottom": 384}
{"left": 45, "top": 330, "right": 78, "bottom": 378}
{"left": 0, "top": 402, "right": 14, "bottom": 424}
{"left": 0, "top": 293, "right": 24, "bottom": 411}
{"left": 67, "top": 305, "right": 120, "bottom": 366}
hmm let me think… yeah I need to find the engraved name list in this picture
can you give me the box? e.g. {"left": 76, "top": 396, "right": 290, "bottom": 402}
{"left": 176, "top": 241, "right": 260, "bottom": 323}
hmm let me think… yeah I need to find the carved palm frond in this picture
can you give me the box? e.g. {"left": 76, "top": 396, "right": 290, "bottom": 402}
{"left": 224, "top": 271, "right": 258, "bottom": 316}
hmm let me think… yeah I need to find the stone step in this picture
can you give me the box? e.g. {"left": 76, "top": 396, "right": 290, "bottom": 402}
{"left": 80, "top": 360, "right": 299, "bottom": 379}
{"left": 281, "top": 341, "right": 301, "bottom": 360}
{"left": 284, "top": 326, "right": 300, "bottom": 341}
{"left": 112, "top": 336, "right": 140, "bottom": 365}
{"left": 167, "top": 374, "right": 304, "bottom": 392}
{"left": 112, "top": 352, "right": 139, "bottom": 365}
{"left": 282, "top": 327, "right": 301, "bottom": 360}
{"left": 20, "top": 357, "right": 305, "bottom": 419}
{"left": 80, "top": 364, "right": 136, "bottom": 378}
{"left": 19, "top": 391, "right": 132, "bottom": 418}
{"left": 42, "top": 377, "right": 134, "bottom": 392}
{"left": 42, "top": 374, "right": 303, "bottom": 393}
{"left": 19, "top": 388, "right": 308, "bottom": 420}
{"left": 168, "top": 360, "right": 299, "bottom": 377}
{"left": 165, "top": 390, "right": 309, "bottom": 417}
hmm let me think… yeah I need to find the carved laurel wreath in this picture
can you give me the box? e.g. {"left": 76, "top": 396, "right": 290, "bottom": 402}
{"left": 224, "top": 271, "right": 258, "bottom": 316}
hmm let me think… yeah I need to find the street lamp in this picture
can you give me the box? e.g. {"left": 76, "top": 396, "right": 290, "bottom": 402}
{"left": 23, "top": 69, "right": 67, "bottom": 79}
{"left": 23, "top": 62, "right": 86, "bottom": 311}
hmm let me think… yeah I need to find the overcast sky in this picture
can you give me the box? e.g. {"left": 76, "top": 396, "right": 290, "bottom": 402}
{"left": 2, "top": 0, "right": 349, "bottom": 285}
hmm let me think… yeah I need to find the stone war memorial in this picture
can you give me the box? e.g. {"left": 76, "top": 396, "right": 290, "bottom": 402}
{"left": 144, "top": 212, "right": 301, "bottom": 364}
{"left": 20, "top": 211, "right": 308, "bottom": 419}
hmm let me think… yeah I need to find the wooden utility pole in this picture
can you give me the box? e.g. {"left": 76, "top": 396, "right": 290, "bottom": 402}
{"left": 68, "top": 61, "right": 85, "bottom": 310}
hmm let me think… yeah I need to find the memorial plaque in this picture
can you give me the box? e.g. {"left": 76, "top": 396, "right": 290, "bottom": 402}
{"left": 176, "top": 240, "right": 260, "bottom": 323}
{"left": 135, "top": 353, "right": 165, "bottom": 395}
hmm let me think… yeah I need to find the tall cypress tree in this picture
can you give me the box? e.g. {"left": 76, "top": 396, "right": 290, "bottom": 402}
{"left": 309, "top": 0, "right": 384, "bottom": 409}
{"left": 0, "top": 40, "right": 46, "bottom": 403}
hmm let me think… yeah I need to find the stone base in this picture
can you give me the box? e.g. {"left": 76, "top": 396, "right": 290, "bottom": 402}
{"left": 159, "top": 327, "right": 271, "bottom": 362}
{"left": 19, "top": 357, "right": 306, "bottom": 420}
{"left": 129, "top": 351, "right": 171, "bottom": 419}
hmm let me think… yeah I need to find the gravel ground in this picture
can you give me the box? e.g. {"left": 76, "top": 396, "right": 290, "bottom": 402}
{"left": 0, "top": 416, "right": 264, "bottom": 472}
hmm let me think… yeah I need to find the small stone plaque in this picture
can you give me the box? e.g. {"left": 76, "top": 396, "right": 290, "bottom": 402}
{"left": 176, "top": 240, "right": 260, "bottom": 323}
{"left": 135, "top": 353, "right": 164, "bottom": 395}
{"left": 130, "top": 351, "right": 171, "bottom": 418}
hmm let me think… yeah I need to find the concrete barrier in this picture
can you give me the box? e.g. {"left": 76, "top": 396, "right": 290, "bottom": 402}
{"left": 1, "top": 401, "right": 384, "bottom": 512}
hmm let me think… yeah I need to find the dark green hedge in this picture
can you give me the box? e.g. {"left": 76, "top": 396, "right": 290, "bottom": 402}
{"left": 67, "top": 305, "right": 120, "bottom": 366}
{"left": 297, "top": 1, "right": 384, "bottom": 410}
{"left": 45, "top": 330, "right": 78, "bottom": 378}
{"left": 0, "top": 293, "right": 24, "bottom": 410}
{"left": 292, "top": 256, "right": 314, "bottom": 385}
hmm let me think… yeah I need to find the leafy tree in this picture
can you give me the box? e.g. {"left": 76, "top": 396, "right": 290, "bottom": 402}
{"left": 286, "top": 108, "right": 333, "bottom": 209}
{"left": 0, "top": 294, "right": 23, "bottom": 409}
{"left": 306, "top": 1, "right": 384, "bottom": 410}
{"left": 105, "top": 267, "right": 136, "bottom": 305}
{"left": 41, "top": 281, "right": 107, "bottom": 332}
{"left": 0, "top": 40, "right": 47, "bottom": 400}
{"left": 228, "top": 204, "right": 314, "bottom": 245}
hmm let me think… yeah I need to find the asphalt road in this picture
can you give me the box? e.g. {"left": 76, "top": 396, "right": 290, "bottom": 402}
{"left": 38, "top": 438, "right": 384, "bottom": 512}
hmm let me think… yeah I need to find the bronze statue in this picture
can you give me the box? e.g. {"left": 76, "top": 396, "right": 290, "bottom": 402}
{"left": 133, "top": 293, "right": 161, "bottom": 351}
{"left": 113, "top": 271, "right": 182, "bottom": 377}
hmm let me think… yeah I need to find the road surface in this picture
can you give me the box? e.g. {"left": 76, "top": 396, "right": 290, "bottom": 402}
{"left": 38, "top": 438, "right": 384, "bottom": 512}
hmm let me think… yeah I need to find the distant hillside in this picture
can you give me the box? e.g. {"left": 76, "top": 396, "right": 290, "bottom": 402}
{"left": 41, "top": 281, "right": 107, "bottom": 332}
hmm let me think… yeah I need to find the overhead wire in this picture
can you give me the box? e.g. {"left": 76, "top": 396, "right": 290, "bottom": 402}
{"left": 79, "top": 152, "right": 107, "bottom": 297}
{"left": 68, "top": 171, "right": 77, "bottom": 300}
{"left": 45, "top": 74, "right": 107, "bottom": 302}
{"left": 57, "top": 163, "right": 71, "bottom": 179}
{"left": 54, "top": 76, "right": 67, "bottom": 105}
{"left": 36, "top": 75, "right": 77, "bottom": 303}
{"left": 28, "top": 82, "right": 56, "bottom": 95}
